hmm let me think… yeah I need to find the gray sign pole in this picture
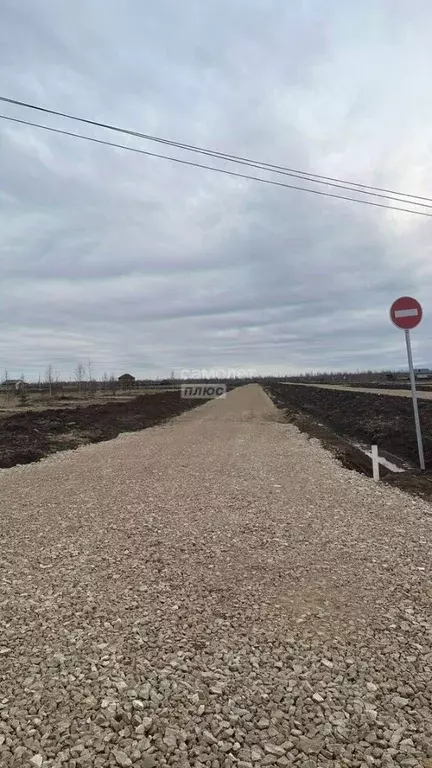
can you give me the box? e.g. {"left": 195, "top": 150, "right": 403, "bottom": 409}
{"left": 404, "top": 329, "right": 425, "bottom": 470}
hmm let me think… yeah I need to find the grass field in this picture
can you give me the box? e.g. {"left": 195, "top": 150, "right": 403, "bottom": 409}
{"left": 0, "top": 385, "right": 178, "bottom": 415}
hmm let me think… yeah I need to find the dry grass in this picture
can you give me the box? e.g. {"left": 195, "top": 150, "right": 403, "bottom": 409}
{"left": 0, "top": 387, "right": 177, "bottom": 415}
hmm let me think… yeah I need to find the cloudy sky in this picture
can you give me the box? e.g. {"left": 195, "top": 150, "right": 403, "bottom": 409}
{"left": 1, "top": 0, "right": 432, "bottom": 380}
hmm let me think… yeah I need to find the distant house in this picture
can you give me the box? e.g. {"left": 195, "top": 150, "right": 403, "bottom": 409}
{"left": 2, "top": 379, "right": 27, "bottom": 393}
{"left": 118, "top": 373, "right": 136, "bottom": 389}
{"left": 415, "top": 368, "right": 432, "bottom": 380}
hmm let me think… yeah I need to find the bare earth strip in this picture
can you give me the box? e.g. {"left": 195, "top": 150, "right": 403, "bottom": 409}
{"left": 279, "top": 382, "right": 432, "bottom": 399}
{"left": 0, "top": 385, "right": 431, "bottom": 767}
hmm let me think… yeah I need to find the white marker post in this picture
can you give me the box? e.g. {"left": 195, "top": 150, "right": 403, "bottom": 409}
{"left": 390, "top": 296, "right": 425, "bottom": 471}
{"left": 371, "top": 445, "right": 380, "bottom": 482}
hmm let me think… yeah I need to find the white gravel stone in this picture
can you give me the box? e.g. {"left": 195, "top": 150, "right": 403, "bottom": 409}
{"left": 163, "top": 727, "right": 178, "bottom": 747}
{"left": 392, "top": 695, "right": 410, "bottom": 707}
{"left": 264, "top": 743, "right": 285, "bottom": 756}
{"left": 114, "top": 750, "right": 132, "bottom": 767}
{"left": 30, "top": 757, "right": 44, "bottom": 768}
{"left": 0, "top": 385, "right": 430, "bottom": 767}
{"left": 366, "top": 682, "right": 378, "bottom": 692}
{"left": 312, "top": 692, "right": 325, "bottom": 702}
{"left": 258, "top": 718, "right": 270, "bottom": 729}
{"left": 298, "top": 735, "right": 324, "bottom": 754}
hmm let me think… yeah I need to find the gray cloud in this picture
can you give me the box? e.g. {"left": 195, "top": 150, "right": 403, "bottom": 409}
{"left": 1, "top": 0, "right": 432, "bottom": 379}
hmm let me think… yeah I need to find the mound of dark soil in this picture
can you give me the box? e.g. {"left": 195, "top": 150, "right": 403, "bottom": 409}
{"left": 267, "top": 384, "right": 432, "bottom": 469}
{"left": 266, "top": 384, "right": 432, "bottom": 501}
{"left": 0, "top": 392, "right": 201, "bottom": 469}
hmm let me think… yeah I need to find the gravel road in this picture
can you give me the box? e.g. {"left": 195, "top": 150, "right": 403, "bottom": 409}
{"left": 0, "top": 384, "right": 431, "bottom": 768}
{"left": 279, "top": 382, "right": 432, "bottom": 399}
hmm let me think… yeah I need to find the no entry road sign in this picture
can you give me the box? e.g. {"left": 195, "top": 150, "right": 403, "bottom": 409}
{"left": 390, "top": 296, "right": 422, "bottom": 330}
{"left": 389, "top": 295, "right": 425, "bottom": 470}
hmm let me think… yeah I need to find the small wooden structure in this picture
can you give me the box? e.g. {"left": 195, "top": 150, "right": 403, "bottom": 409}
{"left": 118, "top": 373, "right": 136, "bottom": 389}
{"left": 2, "top": 378, "right": 27, "bottom": 393}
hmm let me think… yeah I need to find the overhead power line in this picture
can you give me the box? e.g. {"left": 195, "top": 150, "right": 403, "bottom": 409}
{"left": 1, "top": 112, "right": 432, "bottom": 218}
{"left": 1, "top": 94, "right": 431, "bottom": 207}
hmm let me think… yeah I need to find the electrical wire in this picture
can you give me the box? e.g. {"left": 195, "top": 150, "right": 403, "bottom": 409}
{"left": 1, "top": 112, "right": 432, "bottom": 218}
{"left": 1, "top": 94, "right": 431, "bottom": 206}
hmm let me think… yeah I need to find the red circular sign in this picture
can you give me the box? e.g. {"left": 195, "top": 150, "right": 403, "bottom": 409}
{"left": 390, "top": 296, "right": 423, "bottom": 330}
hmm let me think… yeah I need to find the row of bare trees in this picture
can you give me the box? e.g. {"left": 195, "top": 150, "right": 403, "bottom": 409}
{"left": 74, "top": 363, "right": 119, "bottom": 393}
{"left": 3, "top": 363, "right": 120, "bottom": 397}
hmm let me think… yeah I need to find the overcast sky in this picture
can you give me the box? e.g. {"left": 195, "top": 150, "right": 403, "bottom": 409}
{"left": 1, "top": 0, "right": 432, "bottom": 379}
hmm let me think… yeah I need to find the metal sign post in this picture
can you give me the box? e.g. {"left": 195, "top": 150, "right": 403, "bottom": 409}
{"left": 390, "top": 296, "right": 425, "bottom": 471}
{"left": 404, "top": 329, "right": 425, "bottom": 470}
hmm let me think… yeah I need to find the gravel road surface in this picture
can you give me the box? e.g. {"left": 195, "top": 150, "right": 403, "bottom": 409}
{"left": 0, "top": 384, "right": 431, "bottom": 768}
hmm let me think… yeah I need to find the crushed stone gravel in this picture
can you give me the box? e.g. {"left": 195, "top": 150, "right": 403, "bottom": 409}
{"left": 0, "top": 384, "right": 431, "bottom": 767}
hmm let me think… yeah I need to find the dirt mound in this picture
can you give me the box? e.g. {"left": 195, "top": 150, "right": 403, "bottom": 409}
{"left": 0, "top": 392, "right": 201, "bottom": 469}
{"left": 266, "top": 384, "right": 432, "bottom": 501}
{"left": 267, "top": 384, "right": 432, "bottom": 468}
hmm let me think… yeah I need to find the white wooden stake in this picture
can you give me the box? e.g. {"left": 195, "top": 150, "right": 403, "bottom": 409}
{"left": 371, "top": 444, "right": 380, "bottom": 482}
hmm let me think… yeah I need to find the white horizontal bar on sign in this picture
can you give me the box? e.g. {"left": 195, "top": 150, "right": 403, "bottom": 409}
{"left": 394, "top": 308, "right": 418, "bottom": 318}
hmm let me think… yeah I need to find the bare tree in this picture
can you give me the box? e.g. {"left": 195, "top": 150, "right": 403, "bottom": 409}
{"left": 17, "top": 382, "right": 28, "bottom": 406}
{"left": 45, "top": 364, "right": 56, "bottom": 397}
{"left": 108, "top": 374, "right": 118, "bottom": 395}
{"left": 102, "top": 372, "right": 108, "bottom": 391}
{"left": 87, "top": 360, "right": 98, "bottom": 396}
{"left": 75, "top": 362, "right": 86, "bottom": 393}
{"left": 3, "top": 369, "right": 9, "bottom": 401}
